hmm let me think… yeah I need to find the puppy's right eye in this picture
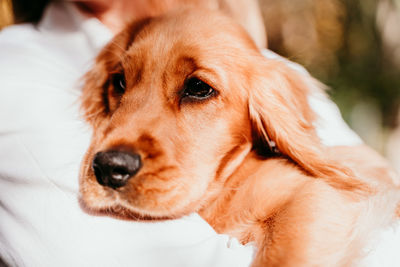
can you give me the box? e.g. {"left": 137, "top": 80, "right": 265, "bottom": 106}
{"left": 111, "top": 73, "right": 126, "bottom": 95}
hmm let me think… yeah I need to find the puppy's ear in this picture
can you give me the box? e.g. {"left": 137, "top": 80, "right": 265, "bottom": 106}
{"left": 81, "top": 18, "right": 152, "bottom": 127}
{"left": 248, "top": 60, "right": 368, "bottom": 192}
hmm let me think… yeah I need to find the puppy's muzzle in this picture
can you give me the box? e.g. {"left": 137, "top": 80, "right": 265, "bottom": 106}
{"left": 92, "top": 150, "right": 142, "bottom": 189}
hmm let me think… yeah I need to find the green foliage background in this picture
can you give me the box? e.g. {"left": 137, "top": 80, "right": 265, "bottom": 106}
{"left": 328, "top": 0, "right": 400, "bottom": 127}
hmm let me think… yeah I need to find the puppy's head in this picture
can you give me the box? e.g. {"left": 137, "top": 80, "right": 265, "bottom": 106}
{"left": 79, "top": 9, "right": 364, "bottom": 220}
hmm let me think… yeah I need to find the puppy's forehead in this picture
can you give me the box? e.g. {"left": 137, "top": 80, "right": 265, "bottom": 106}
{"left": 123, "top": 9, "right": 258, "bottom": 58}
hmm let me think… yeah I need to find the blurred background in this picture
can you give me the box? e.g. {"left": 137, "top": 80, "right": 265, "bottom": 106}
{"left": 0, "top": 0, "right": 399, "bottom": 172}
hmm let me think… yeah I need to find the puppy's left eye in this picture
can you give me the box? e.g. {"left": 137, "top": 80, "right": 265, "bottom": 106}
{"left": 111, "top": 73, "right": 126, "bottom": 94}
{"left": 183, "top": 77, "right": 215, "bottom": 99}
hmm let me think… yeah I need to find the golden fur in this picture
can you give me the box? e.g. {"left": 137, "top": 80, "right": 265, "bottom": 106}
{"left": 79, "top": 8, "right": 400, "bottom": 266}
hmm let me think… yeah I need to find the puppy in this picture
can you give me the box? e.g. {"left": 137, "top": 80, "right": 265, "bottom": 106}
{"left": 79, "top": 8, "right": 400, "bottom": 266}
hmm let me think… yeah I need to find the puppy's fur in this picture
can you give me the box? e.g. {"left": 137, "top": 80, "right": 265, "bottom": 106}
{"left": 79, "top": 9, "right": 400, "bottom": 266}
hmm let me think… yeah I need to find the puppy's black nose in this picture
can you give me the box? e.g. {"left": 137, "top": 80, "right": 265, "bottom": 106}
{"left": 92, "top": 150, "right": 142, "bottom": 189}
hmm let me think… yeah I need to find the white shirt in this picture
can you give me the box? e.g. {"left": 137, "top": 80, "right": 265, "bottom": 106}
{"left": 0, "top": 1, "right": 374, "bottom": 267}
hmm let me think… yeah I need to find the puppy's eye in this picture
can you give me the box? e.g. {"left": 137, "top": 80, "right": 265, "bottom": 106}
{"left": 183, "top": 77, "right": 215, "bottom": 99}
{"left": 111, "top": 73, "right": 126, "bottom": 94}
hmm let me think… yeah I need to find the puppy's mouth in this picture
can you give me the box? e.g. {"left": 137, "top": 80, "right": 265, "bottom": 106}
{"left": 78, "top": 198, "right": 174, "bottom": 221}
{"left": 79, "top": 151, "right": 201, "bottom": 220}
{"left": 78, "top": 179, "right": 180, "bottom": 221}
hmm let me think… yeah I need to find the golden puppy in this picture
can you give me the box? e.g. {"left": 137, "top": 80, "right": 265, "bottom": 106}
{"left": 79, "top": 8, "right": 400, "bottom": 266}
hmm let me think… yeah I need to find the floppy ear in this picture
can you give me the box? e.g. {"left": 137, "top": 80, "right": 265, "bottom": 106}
{"left": 248, "top": 60, "right": 368, "bottom": 193}
{"left": 81, "top": 18, "right": 152, "bottom": 127}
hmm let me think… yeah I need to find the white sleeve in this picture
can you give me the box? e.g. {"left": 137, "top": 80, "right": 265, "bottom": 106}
{"left": 261, "top": 49, "right": 363, "bottom": 147}
{"left": 0, "top": 26, "right": 254, "bottom": 267}
{"left": 308, "top": 92, "right": 363, "bottom": 146}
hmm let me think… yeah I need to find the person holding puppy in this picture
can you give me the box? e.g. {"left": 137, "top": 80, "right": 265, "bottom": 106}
{"left": 1, "top": 0, "right": 396, "bottom": 266}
